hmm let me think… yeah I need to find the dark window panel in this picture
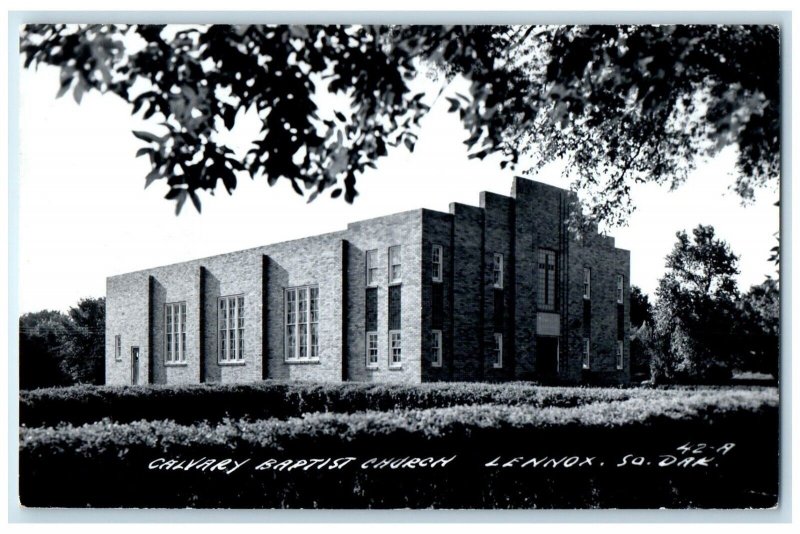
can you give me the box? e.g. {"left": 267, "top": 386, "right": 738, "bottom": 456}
{"left": 388, "top": 285, "right": 401, "bottom": 331}
{"left": 432, "top": 283, "right": 444, "bottom": 329}
{"left": 494, "top": 288, "right": 504, "bottom": 331}
{"left": 583, "top": 299, "right": 591, "bottom": 337}
{"left": 366, "top": 287, "right": 378, "bottom": 332}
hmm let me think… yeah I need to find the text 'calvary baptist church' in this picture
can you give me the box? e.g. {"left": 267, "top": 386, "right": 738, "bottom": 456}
{"left": 106, "top": 176, "right": 631, "bottom": 385}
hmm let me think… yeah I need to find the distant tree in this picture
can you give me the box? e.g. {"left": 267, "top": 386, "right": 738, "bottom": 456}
{"left": 628, "top": 286, "right": 654, "bottom": 381}
{"left": 20, "top": 25, "right": 779, "bottom": 224}
{"left": 737, "top": 278, "right": 779, "bottom": 377}
{"left": 651, "top": 225, "right": 741, "bottom": 384}
{"left": 58, "top": 297, "right": 106, "bottom": 385}
{"left": 630, "top": 285, "right": 653, "bottom": 329}
{"left": 19, "top": 297, "right": 106, "bottom": 389}
{"left": 19, "top": 310, "right": 69, "bottom": 390}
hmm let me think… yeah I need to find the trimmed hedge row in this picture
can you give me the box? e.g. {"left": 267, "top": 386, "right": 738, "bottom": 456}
{"left": 20, "top": 380, "right": 649, "bottom": 427}
{"left": 19, "top": 388, "right": 779, "bottom": 508}
{"left": 21, "top": 387, "right": 778, "bottom": 450}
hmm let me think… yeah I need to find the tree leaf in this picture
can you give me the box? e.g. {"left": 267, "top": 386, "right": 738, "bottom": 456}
{"left": 56, "top": 77, "right": 71, "bottom": 99}
{"left": 175, "top": 189, "right": 187, "bottom": 215}
{"left": 188, "top": 189, "right": 202, "bottom": 213}
{"left": 144, "top": 169, "right": 161, "bottom": 189}
{"left": 132, "top": 130, "right": 161, "bottom": 144}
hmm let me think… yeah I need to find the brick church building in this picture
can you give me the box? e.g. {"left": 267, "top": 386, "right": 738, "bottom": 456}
{"left": 106, "top": 176, "right": 631, "bottom": 386}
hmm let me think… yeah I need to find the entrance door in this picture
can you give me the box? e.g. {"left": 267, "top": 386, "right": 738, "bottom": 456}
{"left": 536, "top": 336, "right": 559, "bottom": 379}
{"left": 131, "top": 347, "right": 140, "bottom": 385}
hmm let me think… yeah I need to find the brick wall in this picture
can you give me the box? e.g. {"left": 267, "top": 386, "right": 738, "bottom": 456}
{"left": 421, "top": 209, "right": 453, "bottom": 382}
{"left": 106, "top": 176, "right": 631, "bottom": 386}
{"left": 149, "top": 262, "right": 202, "bottom": 384}
{"left": 449, "top": 202, "right": 484, "bottom": 381}
{"left": 511, "top": 178, "right": 567, "bottom": 380}
{"left": 344, "top": 210, "right": 423, "bottom": 384}
{"left": 480, "top": 191, "right": 515, "bottom": 381}
{"left": 106, "top": 272, "right": 150, "bottom": 385}
{"left": 564, "top": 235, "right": 631, "bottom": 384}
{"left": 264, "top": 233, "right": 346, "bottom": 382}
{"left": 200, "top": 249, "right": 263, "bottom": 384}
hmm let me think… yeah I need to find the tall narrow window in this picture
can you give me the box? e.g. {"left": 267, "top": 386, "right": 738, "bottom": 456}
{"left": 309, "top": 287, "right": 319, "bottom": 359}
{"left": 389, "top": 330, "right": 402, "bottom": 367}
{"left": 583, "top": 267, "right": 591, "bottom": 299}
{"left": 432, "top": 245, "right": 443, "bottom": 282}
{"left": 388, "top": 284, "right": 402, "bottom": 367}
{"left": 617, "top": 274, "right": 624, "bottom": 304}
{"left": 165, "top": 302, "right": 187, "bottom": 364}
{"left": 114, "top": 335, "right": 122, "bottom": 361}
{"left": 389, "top": 245, "right": 402, "bottom": 283}
{"left": 365, "top": 287, "right": 378, "bottom": 368}
{"left": 582, "top": 338, "right": 591, "bottom": 370}
{"left": 366, "top": 249, "right": 378, "bottom": 287}
{"left": 616, "top": 340, "right": 624, "bottom": 370}
{"left": 366, "top": 331, "right": 378, "bottom": 368}
{"left": 431, "top": 330, "right": 442, "bottom": 367}
{"left": 493, "top": 333, "right": 503, "bottom": 368}
{"left": 537, "top": 249, "right": 557, "bottom": 310}
{"left": 284, "top": 286, "right": 319, "bottom": 361}
{"left": 493, "top": 253, "right": 504, "bottom": 289}
{"left": 218, "top": 296, "right": 244, "bottom": 363}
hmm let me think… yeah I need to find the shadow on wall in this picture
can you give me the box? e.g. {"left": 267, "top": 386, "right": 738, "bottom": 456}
{"left": 346, "top": 244, "right": 388, "bottom": 385}
{"left": 150, "top": 279, "right": 166, "bottom": 385}
{"left": 203, "top": 272, "right": 221, "bottom": 383}
{"left": 266, "top": 260, "right": 290, "bottom": 380}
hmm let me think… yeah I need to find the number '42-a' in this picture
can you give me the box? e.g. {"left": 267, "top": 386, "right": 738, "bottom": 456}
{"left": 676, "top": 442, "right": 735, "bottom": 455}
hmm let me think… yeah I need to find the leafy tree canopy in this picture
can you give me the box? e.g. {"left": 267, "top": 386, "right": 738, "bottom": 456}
{"left": 19, "top": 309, "right": 70, "bottom": 390}
{"left": 651, "top": 225, "right": 741, "bottom": 383}
{"left": 20, "top": 24, "right": 779, "bottom": 223}
{"left": 58, "top": 297, "right": 106, "bottom": 385}
{"left": 736, "top": 278, "right": 779, "bottom": 377}
{"left": 19, "top": 298, "right": 106, "bottom": 388}
{"left": 659, "top": 224, "right": 740, "bottom": 298}
{"left": 629, "top": 285, "right": 653, "bottom": 329}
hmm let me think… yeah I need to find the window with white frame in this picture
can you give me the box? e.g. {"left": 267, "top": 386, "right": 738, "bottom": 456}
{"left": 389, "top": 330, "right": 402, "bottom": 367}
{"left": 284, "top": 286, "right": 319, "bottom": 361}
{"left": 582, "top": 338, "right": 591, "bottom": 369}
{"left": 165, "top": 302, "right": 187, "bottom": 364}
{"left": 583, "top": 267, "right": 591, "bottom": 299}
{"left": 493, "top": 253, "right": 504, "bottom": 289}
{"left": 218, "top": 296, "right": 244, "bottom": 363}
{"left": 114, "top": 335, "right": 122, "bottom": 361}
{"left": 366, "top": 249, "right": 378, "bottom": 287}
{"left": 431, "top": 330, "right": 442, "bottom": 367}
{"left": 432, "top": 245, "right": 443, "bottom": 282}
{"left": 617, "top": 340, "right": 624, "bottom": 370}
{"left": 493, "top": 333, "right": 503, "bottom": 368}
{"left": 366, "top": 331, "right": 378, "bottom": 368}
{"left": 389, "top": 245, "right": 402, "bottom": 283}
{"left": 617, "top": 274, "right": 624, "bottom": 303}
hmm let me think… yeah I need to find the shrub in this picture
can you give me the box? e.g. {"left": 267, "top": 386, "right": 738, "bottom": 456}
{"left": 20, "top": 380, "right": 641, "bottom": 427}
{"left": 19, "top": 387, "right": 779, "bottom": 509}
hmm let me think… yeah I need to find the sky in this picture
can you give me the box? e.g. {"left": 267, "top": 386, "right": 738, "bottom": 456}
{"left": 17, "top": 61, "right": 779, "bottom": 314}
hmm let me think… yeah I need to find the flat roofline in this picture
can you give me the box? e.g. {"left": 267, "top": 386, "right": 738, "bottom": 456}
{"left": 107, "top": 175, "right": 625, "bottom": 279}
{"left": 107, "top": 228, "right": 349, "bottom": 279}
{"left": 108, "top": 207, "right": 432, "bottom": 280}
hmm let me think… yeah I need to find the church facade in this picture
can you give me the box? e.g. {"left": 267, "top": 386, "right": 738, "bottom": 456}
{"left": 105, "top": 176, "right": 631, "bottom": 386}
